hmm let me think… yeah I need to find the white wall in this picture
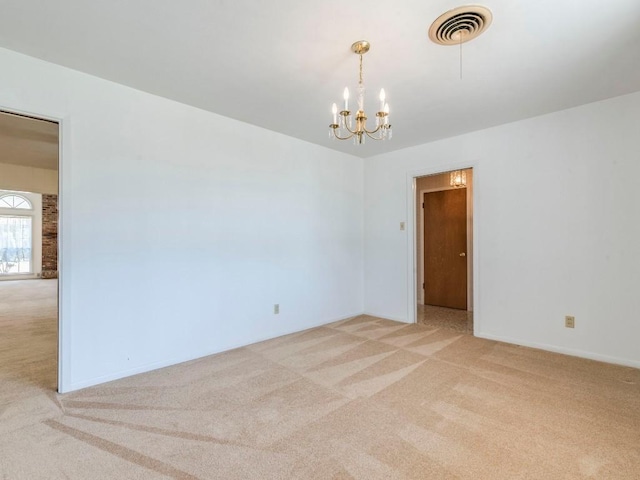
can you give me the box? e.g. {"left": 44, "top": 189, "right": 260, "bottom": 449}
{"left": 364, "top": 90, "right": 640, "bottom": 368}
{"left": 0, "top": 48, "right": 364, "bottom": 392}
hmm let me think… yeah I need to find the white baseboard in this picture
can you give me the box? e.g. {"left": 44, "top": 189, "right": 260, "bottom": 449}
{"left": 475, "top": 331, "right": 640, "bottom": 369}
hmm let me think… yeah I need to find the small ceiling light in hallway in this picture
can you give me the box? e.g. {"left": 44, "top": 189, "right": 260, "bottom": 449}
{"left": 450, "top": 170, "right": 467, "bottom": 188}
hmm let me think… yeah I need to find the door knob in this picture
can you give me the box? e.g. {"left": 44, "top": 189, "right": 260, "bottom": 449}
{"left": 459, "top": 252, "right": 466, "bottom": 257}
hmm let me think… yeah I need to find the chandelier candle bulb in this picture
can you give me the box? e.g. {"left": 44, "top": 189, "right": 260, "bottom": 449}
{"left": 384, "top": 103, "right": 389, "bottom": 125}
{"left": 379, "top": 88, "right": 386, "bottom": 111}
{"left": 343, "top": 87, "right": 349, "bottom": 111}
{"left": 332, "top": 103, "right": 337, "bottom": 124}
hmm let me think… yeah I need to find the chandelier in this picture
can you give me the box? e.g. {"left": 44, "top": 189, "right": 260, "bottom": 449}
{"left": 329, "top": 40, "right": 392, "bottom": 144}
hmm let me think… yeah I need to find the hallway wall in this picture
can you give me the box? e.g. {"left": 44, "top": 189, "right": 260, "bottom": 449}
{"left": 0, "top": 162, "right": 58, "bottom": 194}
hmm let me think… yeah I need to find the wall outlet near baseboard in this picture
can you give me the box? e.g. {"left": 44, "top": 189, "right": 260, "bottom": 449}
{"left": 274, "top": 304, "right": 279, "bottom": 314}
{"left": 565, "top": 315, "right": 575, "bottom": 328}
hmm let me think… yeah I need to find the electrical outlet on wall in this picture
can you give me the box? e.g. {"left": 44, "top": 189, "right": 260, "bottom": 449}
{"left": 565, "top": 315, "right": 575, "bottom": 328}
{"left": 274, "top": 304, "right": 279, "bottom": 314}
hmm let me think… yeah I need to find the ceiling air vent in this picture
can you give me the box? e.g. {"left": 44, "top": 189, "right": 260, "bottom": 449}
{"left": 429, "top": 5, "right": 493, "bottom": 45}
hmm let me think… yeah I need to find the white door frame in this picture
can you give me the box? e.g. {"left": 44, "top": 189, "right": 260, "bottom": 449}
{"left": 0, "top": 103, "right": 71, "bottom": 393}
{"left": 405, "top": 161, "right": 480, "bottom": 333}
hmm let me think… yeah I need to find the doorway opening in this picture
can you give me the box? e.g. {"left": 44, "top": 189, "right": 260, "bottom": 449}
{"left": 0, "top": 110, "right": 60, "bottom": 394}
{"left": 414, "top": 168, "right": 473, "bottom": 334}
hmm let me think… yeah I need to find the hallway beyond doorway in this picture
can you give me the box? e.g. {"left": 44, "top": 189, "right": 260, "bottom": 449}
{"left": 417, "top": 303, "right": 473, "bottom": 334}
{"left": 0, "top": 279, "right": 58, "bottom": 401}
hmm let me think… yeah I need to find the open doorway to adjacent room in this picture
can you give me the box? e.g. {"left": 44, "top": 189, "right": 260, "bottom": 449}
{"left": 0, "top": 110, "right": 59, "bottom": 394}
{"left": 415, "top": 168, "right": 473, "bottom": 334}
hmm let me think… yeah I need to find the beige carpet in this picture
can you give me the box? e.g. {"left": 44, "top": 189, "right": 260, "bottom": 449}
{"left": 1, "top": 280, "right": 639, "bottom": 479}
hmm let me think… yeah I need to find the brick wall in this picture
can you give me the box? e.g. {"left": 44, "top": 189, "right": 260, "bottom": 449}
{"left": 41, "top": 194, "right": 58, "bottom": 279}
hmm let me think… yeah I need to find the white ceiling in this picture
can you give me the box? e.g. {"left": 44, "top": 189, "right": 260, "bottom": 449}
{"left": 1, "top": 0, "right": 639, "bottom": 158}
{"left": 0, "top": 112, "right": 58, "bottom": 170}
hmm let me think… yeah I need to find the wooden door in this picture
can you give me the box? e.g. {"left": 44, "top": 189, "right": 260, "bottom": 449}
{"left": 423, "top": 189, "right": 467, "bottom": 309}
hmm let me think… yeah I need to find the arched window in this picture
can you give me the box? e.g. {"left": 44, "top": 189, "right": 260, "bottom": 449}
{"left": 0, "top": 194, "right": 32, "bottom": 210}
{"left": 0, "top": 193, "right": 34, "bottom": 275}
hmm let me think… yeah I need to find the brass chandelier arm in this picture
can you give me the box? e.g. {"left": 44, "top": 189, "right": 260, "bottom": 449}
{"left": 363, "top": 117, "right": 391, "bottom": 136}
{"left": 363, "top": 122, "right": 386, "bottom": 135}
{"left": 364, "top": 125, "right": 391, "bottom": 140}
{"left": 331, "top": 111, "right": 390, "bottom": 140}
{"left": 364, "top": 128, "right": 384, "bottom": 140}
{"left": 337, "top": 113, "right": 359, "bottom": 136}
{"left": 331, "top": 128, "right": 357, "bottom": 141}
